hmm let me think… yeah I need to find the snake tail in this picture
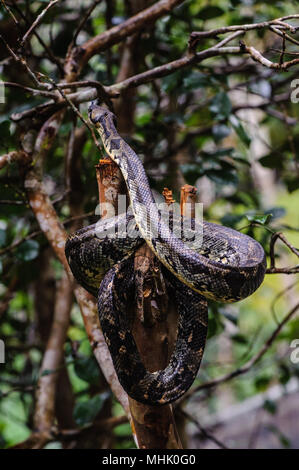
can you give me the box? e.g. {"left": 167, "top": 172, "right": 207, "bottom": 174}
{"left": 98, "top": 256, "right": 208, "bottom": 405}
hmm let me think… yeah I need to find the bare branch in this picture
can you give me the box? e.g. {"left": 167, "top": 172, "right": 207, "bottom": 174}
{"left": 64, "top": 0, "right": 185, "bottom": 81}
{"left": 240, "top": 40, "right": 299, "bottom": 70}
{"left": 10, "top": 11, "right": 299, "bottom": 121}
{"left": 189, "top": 15, "right": 299, "bottom": 49}
{"left": 179, "top": 409, "right": 228, "bottom": 449}
{"left": 39, "top": 74, "right": 102, "bottom": 151}
{"left": 21, "top": 0, "right": 60, "bottom": 46}
{"left": 9, "top": 0, "right": 64, "bottom": 73}
{"left": 71, "top": 0, "right": 104, "bottom": 47}
{"left": 0, "top": 34, "right": 50, "bottom": 89}
{"left": 68, "top": 38, "right": 299, "bottom": 103}
{"left": 269, "top": 25, "right": 299, "bottom": 46}
{"left": 3, "top": 81, "right": 57, "bottom": 99}
{"left": 1, "top": 0, "right": 19, "bottom": 26}
{"left": 267, "top": 232, "right": 299, "bottom": 274}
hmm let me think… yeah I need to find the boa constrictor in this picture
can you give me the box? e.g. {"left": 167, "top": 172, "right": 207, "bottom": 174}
{"left": 65, "top": 102, "right": 266, "bottom": 405}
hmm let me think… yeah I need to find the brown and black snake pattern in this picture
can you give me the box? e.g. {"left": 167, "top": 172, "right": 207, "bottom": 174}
{"left": 65, "top": 102, "right": 267, "bottom": 405}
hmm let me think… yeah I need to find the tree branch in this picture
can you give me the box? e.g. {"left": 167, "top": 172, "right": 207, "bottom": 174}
{"left": 21, "top": 0, "right": 60, "bottom": 46}
{"left": 189, "top": 15, "right": 299, "bottom": 49}
{"left": 64, "top": 0, "right": 185, "bottom": 81}
{"left": 0, "top": 150, "right": 30, "bottom": 170}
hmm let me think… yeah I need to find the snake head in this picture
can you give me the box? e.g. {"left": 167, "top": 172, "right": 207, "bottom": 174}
{"left": 88, "top": 101, "right": 117, "bottom": 128}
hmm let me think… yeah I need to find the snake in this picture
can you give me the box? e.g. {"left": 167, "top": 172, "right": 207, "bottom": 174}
{"left": 65, "top": 102, "right": 266, "bottom": 406}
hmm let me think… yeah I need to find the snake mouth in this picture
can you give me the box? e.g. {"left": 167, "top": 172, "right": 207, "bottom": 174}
{"left": 88, "top": 101, "right": 117, "bottom": 127}
{"left": 88, "top": 99, "right": 100, "bottom": 114}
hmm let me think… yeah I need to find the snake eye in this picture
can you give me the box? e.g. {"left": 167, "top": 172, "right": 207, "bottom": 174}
{"left": 88, "top": 100, "right": 98, "bottom": 113}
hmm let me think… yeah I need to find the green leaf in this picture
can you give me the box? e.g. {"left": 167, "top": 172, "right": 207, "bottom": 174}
{"left": 73, "top": 393, "right": 109, "bottom": 426}
{"left": 222, "top": 311, "right": 238, "bottom": 325}
{"left": 279, "top": 364, "right": 290, "bottom": 385}
{"left": 183, "top": 72, "right": 210, "bottom": 90}
{"left": 15, "top": 240, "right": 39, "bottom": 261}
{"left": 207, "top": 316, "right": 218, "bottom": 339}
{"left": 263, "top": 399, "right": 277, "bottom": 415}
{"left": 221, "top": 213, "right": 244, "bottom": 228}
{"left": 114, "top": 422, "right": 132, "bottom": 437}
{"left": 267, "top": 425, "right": 290, "bottom": 448}
{"left": 285, "top": 176, "right": 299, "bottom": 193}
{"left": 180, "top": 163, "right": 202, "bottom": 186}
{"left": 209, "top": 92, "right": 232, "bottom": 120}
{"left": 259, "top": 153, "right": 283, "bottom": 170}
{"left": 0, "top": 121, "right": 11, "bottom": 140}
{"left": 279, "top": 435, "right": 291, "bottom": 448}
{"left": 254, "top": 374, "right": 271, "bottom": 392}
{"left": 232, "top": 155, "right": 251, "bottom": 166}
{"left": 246, "top": 213, "right": 272, "bottom": 225}
{"left": 136, "top": 112, "right": 152, "bottom": 126}
{"left": 206, "top": 169, "right": 238, "bottom": 186}
{"left": 231, "top": 333, "right": 248, "bottom": 344}
{"left": 74, "top": 355, "right": 101, "bottom": 385}
{"left": 161, "top": 71, "right": 182, "bottom": 93}
{"left": 198, "top": 6, "right": 225, "bottom": 20}
{"left": 207, "top": 306, "right": 224, "bottom": 339}
{"left": 230, "top": 116, "right": 251, "bottom": 147}
{"left": 0, "top": 120, "right": 14, "bottom": 150}
{"left": 202, "top": 147, "right": 235, "bottom": 159}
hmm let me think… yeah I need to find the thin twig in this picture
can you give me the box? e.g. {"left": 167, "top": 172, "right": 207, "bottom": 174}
{"left": 279, "top": 33, "right": 286, "bottom": 66}
{"left": 270, "top": 280, "right": 299, "bottom": 326}
{"left": 10, "top": 24, "right": 299, "bottom": 121}
{"left": 184, "top": 302, "right": 299, "bottom": 399}
{"left": 270, "top": 232, "right": 299, "bottom": 269}
{"left": 0, "top": 34, "right": 50, "bottom": 89}
{"left": 269, "top": 26, "right": 299, "bottom": 47}
{"left": 189, "top": 15, "right": 299, "bottom": 48}
{"left": 240, "top": 40, "right": 299, "bottom": 70}
{"left": 0, "top": 211, "right": 94, "bottom": 257}
{"left": 179, "top": 409, "right": 228, "bottom": 449}
{"left": 71, "top": 0, "right": 103, "bottom": 47}
{"left": 9, "top": 0, "right": 64, "bottom": 73}
{"left": 1, "top": 0, "right": 19, "bottom": 26}
{"left": 271, "top": 49, "right": 299, "bottom": 56}
{"left": 39, "top": 73, "right": 102, "bottom": 152}
{"left": 0, "top": 200, "right": 24, "bottom": 205}
{"left": 64, "top": 0, "right": 185, "bottom": 81}
{"left": 3, "top": 81, "right": 57, "bottom": 98}
{"left": 21, "top": 0, "right": 60, "bottom": 46}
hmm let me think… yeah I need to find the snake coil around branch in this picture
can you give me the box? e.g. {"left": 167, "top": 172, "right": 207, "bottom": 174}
{"left": 65, "top": 102, "right": 266, "bottom": 405}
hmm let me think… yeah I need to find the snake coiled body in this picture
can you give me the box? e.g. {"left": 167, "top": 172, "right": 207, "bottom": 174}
{"left": 65, "top": 103, "right": 266, "bottom": 405}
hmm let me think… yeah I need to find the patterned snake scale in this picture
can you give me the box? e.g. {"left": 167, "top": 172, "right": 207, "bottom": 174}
{"left": 65, "top": 102, "right": 267, "bottom": 405}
